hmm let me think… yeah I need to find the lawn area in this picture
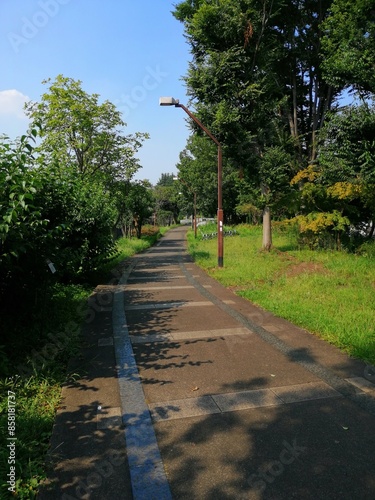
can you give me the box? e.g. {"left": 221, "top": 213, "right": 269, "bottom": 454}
{"left": 187, "top": 224, "right": 375, "bottom": 364}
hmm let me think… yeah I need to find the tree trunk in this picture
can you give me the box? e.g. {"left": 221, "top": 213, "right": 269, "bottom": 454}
{"left": 368, "top": 220, "right": 375, "bottom": 239}
{"left": 262, "top": 205, "right": 272, "bottom": 251}
{"left": 261, "top": 183, "right": 272, "bottom": 251}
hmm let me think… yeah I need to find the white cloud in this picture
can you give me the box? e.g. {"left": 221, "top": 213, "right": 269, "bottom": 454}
{"left": 0, "top": 90, "right": 30, "bottom": 138}
{"left": 0, "top": 89, "right": 29, "bottom": 118}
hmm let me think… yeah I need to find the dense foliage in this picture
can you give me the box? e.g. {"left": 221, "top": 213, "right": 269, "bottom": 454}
{"left": 172, "top": 0, "right": 375, "bottom": 249}
{"left": 0, "top": 76, "right": 152, "bottom": 363}
{"left": 321, "top": 0, "right": 375, "bottom": 94}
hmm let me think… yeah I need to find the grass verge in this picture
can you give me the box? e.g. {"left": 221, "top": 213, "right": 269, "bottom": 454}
{"left": 0, "top": 226, "right": 167, "bottom": 498}
{"left": 188, "top": 223, "right": 375, "bottom": 364}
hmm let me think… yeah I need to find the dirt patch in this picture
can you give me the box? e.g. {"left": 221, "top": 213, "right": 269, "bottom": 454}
{"left": 227, "top": 285, "right": 249, "bottom": 293}
{"left": 284, "top": 262, "right": 327, "bottom": 278}
{"left": 272, "top": 249, "right": 297, "bottom": 262}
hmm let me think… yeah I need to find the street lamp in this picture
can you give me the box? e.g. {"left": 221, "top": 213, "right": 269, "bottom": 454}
{"left": 160, "top": 97, "right": 224, "bottom": 267}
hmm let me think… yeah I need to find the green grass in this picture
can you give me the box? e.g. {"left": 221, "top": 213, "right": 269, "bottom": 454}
{"left": 0, "top": 227, "right": 168, "bottom": 498}
{"left": 188, "top": 224, "right": 375, "bottom": 364}
{"left": 0, "top": 375, "right": 63, "bottom": 498}
{"left": 0, "top": 284, "right": 87, "bottom": 499}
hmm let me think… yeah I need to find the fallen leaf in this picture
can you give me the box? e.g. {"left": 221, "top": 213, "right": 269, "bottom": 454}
{"left": 192, "top": 386, "right": 199, "bottom": 392}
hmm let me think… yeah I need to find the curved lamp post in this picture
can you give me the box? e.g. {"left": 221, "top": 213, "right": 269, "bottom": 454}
{"left": 160, "top": 97, "right": 224, "bottom": 267}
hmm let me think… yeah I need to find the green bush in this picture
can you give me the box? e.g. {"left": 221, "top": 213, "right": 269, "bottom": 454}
{"left": 356, "top": 240, "right": 375, "bottom": 258}
{"left": 0, "top": 134, "right": 46, "bottom": 281}
{"left": 33, "top": 166, "right": 118, "bottom": 281}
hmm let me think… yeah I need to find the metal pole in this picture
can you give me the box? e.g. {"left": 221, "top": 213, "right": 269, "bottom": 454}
{"left": 217, "top": 145, "right": 223, "bottom": 267}
{"left": 194, "top": 191, "right": 197, "bottom": 239}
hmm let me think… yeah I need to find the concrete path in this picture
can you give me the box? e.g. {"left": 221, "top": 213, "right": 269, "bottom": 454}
{"left": 41, "top": 226, "right": 375, "bottom": 499}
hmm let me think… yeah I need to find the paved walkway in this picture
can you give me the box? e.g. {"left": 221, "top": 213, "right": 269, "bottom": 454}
{"left": 41, "top": 226, "right": 375, "bottom": 499}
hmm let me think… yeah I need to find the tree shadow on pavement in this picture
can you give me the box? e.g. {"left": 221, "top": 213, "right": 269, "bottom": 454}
{"left": 144, "top": 340, "right": 375, "bottom": 500}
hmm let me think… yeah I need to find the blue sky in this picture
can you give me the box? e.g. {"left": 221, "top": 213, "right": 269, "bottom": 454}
{"left": 0, "top": 0, "right": 192, "bottom": 184}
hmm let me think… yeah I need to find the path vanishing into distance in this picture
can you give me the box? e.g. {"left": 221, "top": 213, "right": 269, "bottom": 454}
{"left": 40, "top": 226, "right": 375, "bottom": 499}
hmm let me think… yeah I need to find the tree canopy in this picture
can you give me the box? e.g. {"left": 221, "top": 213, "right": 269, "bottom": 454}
{"left": 322, "top": 0, "right": 375, "bottom": 94}
{"left": 25, "top": 75, "right": 148, "bottom": 182}
{"left": 171, "top": 0, "right": 375, "bottom": 249}
{"left": 173, "top": 0, "right": 347, "bottom": 248}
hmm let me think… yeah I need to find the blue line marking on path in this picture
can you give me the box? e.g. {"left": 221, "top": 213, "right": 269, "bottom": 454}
{"left": 113, "top": 266, "right": 172, "bottom": 500}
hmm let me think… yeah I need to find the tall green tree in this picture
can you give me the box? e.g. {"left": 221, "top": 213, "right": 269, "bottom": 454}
{"left": 318, "top": 104, "right": 375, "bottom": 236}
{"left": 156, "top": 173, "right": 175, "bottom": 187}
{"left": 21, "top": 75, "right": 149, "bottom": 276}
{"left": 154, "top": 173, "right": 180, "bottom": 225}
{"left": 321, "top": 0, "right": 375, "bottom": 95}
{"left": 173, "top": 0, "right": 341, "bottom": 249}
{"left": 286, "top": 104, "right": 375, "bottom": 247}
{"left": 126, "top": 180, "right": 154, "bottom": 238}
{"left": 177, "top": 136, "right": 217, "bottom": 218}
{"left": 25, "top": 75, "right": 148, "bottom": 183}
{"left": 176, "top": 134, "right": 240, "bottom": 222}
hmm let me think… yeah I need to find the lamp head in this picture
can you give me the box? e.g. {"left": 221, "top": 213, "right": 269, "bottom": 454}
{"left": 159, "top": 97, "right": 180, "bottom": 106}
